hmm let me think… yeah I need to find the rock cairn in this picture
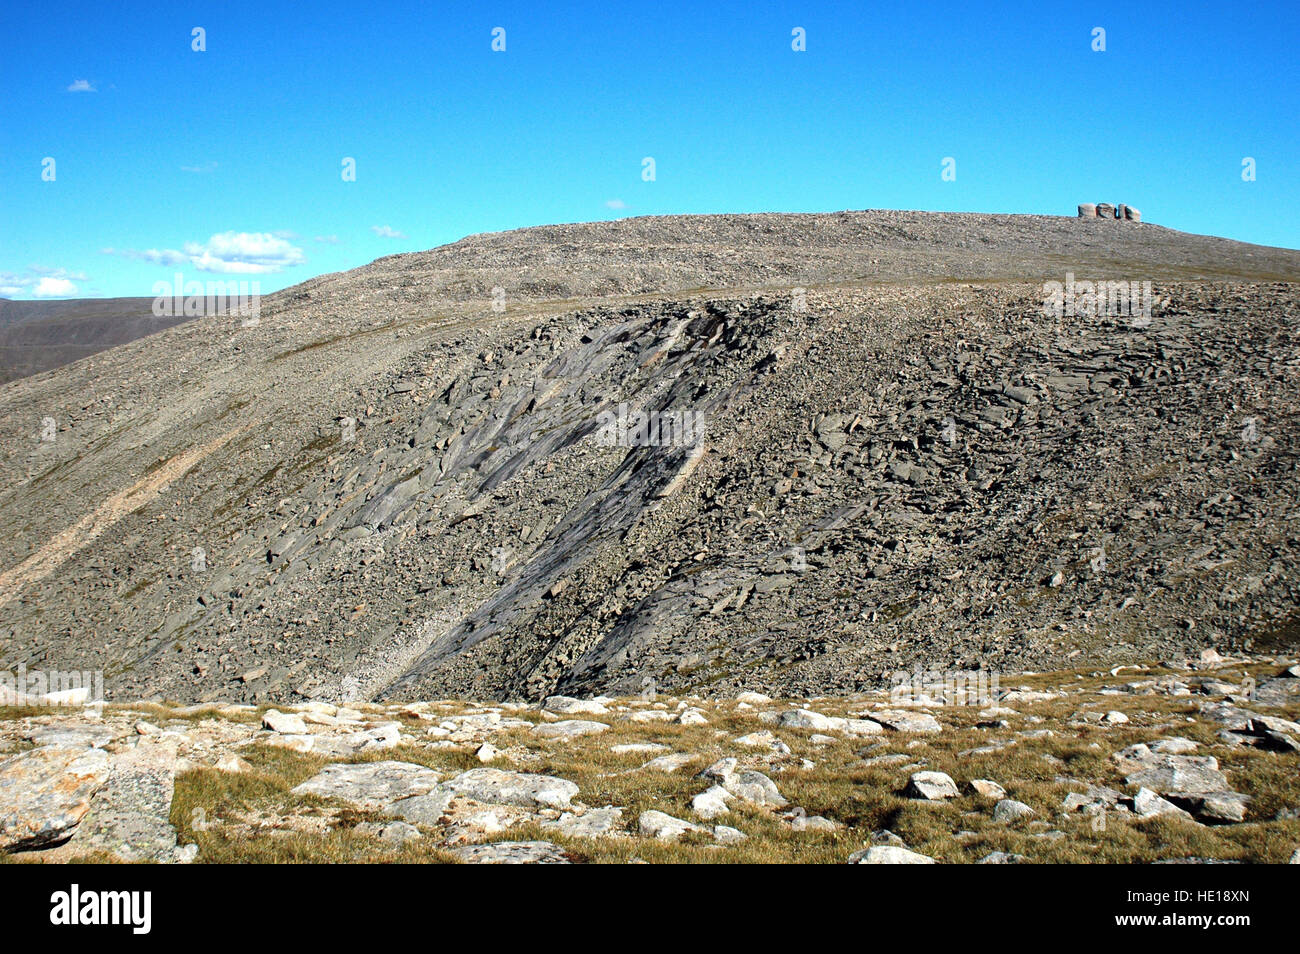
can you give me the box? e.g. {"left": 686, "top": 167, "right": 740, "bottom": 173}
{"left": 1079, "top": 202, "right": 1141, "bottom": 222}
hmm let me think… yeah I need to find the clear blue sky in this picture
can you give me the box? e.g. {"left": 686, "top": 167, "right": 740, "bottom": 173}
{"left": 1, "top": 0, "right": 1296, "bottom": 298}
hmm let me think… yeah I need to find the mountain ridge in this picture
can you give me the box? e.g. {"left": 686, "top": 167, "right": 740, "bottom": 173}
{"left": 1, "top": 210, "right": 1297, "bottom": 706}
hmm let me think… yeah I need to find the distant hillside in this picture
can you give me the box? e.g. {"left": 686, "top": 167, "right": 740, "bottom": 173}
{"left": 0, "top": 298, "right": 188, "bottom": 384}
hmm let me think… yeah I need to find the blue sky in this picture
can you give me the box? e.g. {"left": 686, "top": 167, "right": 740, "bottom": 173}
{"left": 1, "top": 0, "right": 1296, "bottom": 299}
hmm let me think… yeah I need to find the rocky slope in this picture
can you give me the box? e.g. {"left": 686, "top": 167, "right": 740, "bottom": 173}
{"left": 0, "top": 210, "right": 1297, "bottom": 706}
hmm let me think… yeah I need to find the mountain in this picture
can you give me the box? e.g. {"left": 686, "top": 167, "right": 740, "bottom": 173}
{"left": 1, "top": 210, "right": 1297, "bottom": 705}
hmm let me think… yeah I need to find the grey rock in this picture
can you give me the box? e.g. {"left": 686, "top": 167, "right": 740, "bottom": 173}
{"left": 724, "top": 770, "right": 788, "bottom": 808}
{"left": 713, "top": 824, "right": 748, "bottom": 844}
{"left": 387, "top": 788, "right": 455, "bottom": 825}
{"left": 439, "top": 768, "right": 579, "bottom": 809}
{"left": 970, "top": 779, "right": 1006, "bottom": 799}
{"left": 777, "top": 709, "right": 843, "bottom": 731}
{"left": 51, "top": 744, "right": 182, "bottom": 862}
{"left": 291, "top": 761, "right": 443, "bottom": 810}
{"left": 531, "top": 719, "right": 609, "bottom": 739}
{"left": 261, "top": 709, "right": 308, "bottom": 734}
{"left": 978, "top": 850, "right": 1027, "bottom": 864}
{"left": 452, "top": 840, "right": 571, "bottom": 864}
{"left": 640, "top": 753, "right": 698, "bottom": 773}
{"left": 344, "top": 722, "right": 402, "bottom": 752}
{"left": 8, "top": 210, "right": 1300, "bottom": 715}
{"left": 1115, "top": 745, "right": 1231, "bottom": 795}
{"left": 905, "top": 770, "right": 960, "bottom": 800}
{"left": 24, "top": 725, "right": 120, "bottom": 749}
{"left": 639, "top": 809, "right": 707, "bottom": 841}
{"left": 733, "top": 730, "right": 789, "bottom": 751}
{"left": 357, "top": 820, "right": 421, "bottom": 844}
{"left": 541, "top": 806, "right": 625, "bottom": 839}
{"left": 692, "top": 785, "right": 734, "bottom": 820}
{"left": 848, "top": 845, "right": 937, "bottom": 864}
{"left": 1173, "top": 791, "right": 1251, "bottom": 824}
{"left": 1151, "top": 737, "right": 1199, "bottom": 754}
{"left": 869, "top": 710, "right": 942, "bottom": 734}
{"left": 542, "top": 695, "right": 609, "bottom": 715}
{"left": 698, "top": 757, "right": 738, "bottom": 784}
{"left": 992, "top": 799, "right": 1036, "bottom": 823}
{"left": 610, "top": 742, "right": 670, "bottom": 755}
{"left": 1132, "top": 787, "right": 1195, "bottom": 821}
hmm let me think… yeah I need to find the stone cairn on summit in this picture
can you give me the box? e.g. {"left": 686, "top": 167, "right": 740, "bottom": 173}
{"left": 1078, "top": 202, "right": 1141, "bottom": 222}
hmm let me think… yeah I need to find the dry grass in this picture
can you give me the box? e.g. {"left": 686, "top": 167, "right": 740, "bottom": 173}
{"left": 4, "top": 659, "right": 1297, "bottom": 863}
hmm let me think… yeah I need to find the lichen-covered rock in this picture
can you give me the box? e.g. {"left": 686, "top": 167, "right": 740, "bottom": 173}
{"left": 1114, "top": 745, "right": 1231, "bottom": 795}
{"left": 291, "top": 761, "right": 443, "bottom": 810}
{"left": 438, "top": 768, "right": 579, "bottom": 810}
{"left": 46, "top": 743, "right": 184, "bottom": 863}
{"left": 452, "top": 840, "right": 572, "bottom": 864}
{"left": 0, "top": 746, "right": 111, "bottom": 851}
{"left": 531, "top": 720, "right": 609, "bottom": 740}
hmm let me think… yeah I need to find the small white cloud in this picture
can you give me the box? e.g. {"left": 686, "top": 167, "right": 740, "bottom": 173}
{"left": 181, "top": 161, "right": 218, "bottom": 173}
{"left": 0, "top": 272, "right": 25, "bottom": 297}
{"left": 103, "top": 232, "right": 306, "bottom": 274}
{"left": 370, "top": 225, "right": 407, "bottom": 239}
{"left": 29, "top": 265, "right": 88, "bottom": 280}
{"left": 185, "top": 232, "right": 307, "bottom": 273}
{"left": 103, "top": 247, "right": 189, "bottom": 266}
{"left": 0, "top": 267, "right": 87, "bottom": 298}
{"left": 604, "top": 199, "right": 627, "bottom": 210}
{"left": 66, "top": 79, "right": 96, "bottom": 93}
{"left": 33, "top": 277, "right": 78, "bottom": 297}
{"left": 314, "top": 235, "right": 340, "bottom": 244}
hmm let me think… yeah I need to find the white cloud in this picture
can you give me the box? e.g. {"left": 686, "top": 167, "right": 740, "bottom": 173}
{"left": 604, "top": 199, "right": 627, "bottom": 210}
{"left": 102, "top": 247, "right": 189, "bottom": 266}
{"left": 0, "top": 267, "right": 87, "bottom": 298}
{"left": 33, "top": 277, "right": 78, "bottom": 297}
{"left": 370, "top": 225, "right": 407, "bottom": 239}
{"left": 103, "top": 232, "right": 306, "bottom": 274}
{"left": 185, "top": 232, "right": 306, "bottom": 273}
{"left": 314, "top": 235, "right": 340, "bottom": 244}
{"left": 181, "top": 161, "right": 218, "bottom": 173}
{"left": 66, "top": 79, "right": 96, "bottom": 93}
{"left": 29, "top": 265, "right": 88, "bottom": 280}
